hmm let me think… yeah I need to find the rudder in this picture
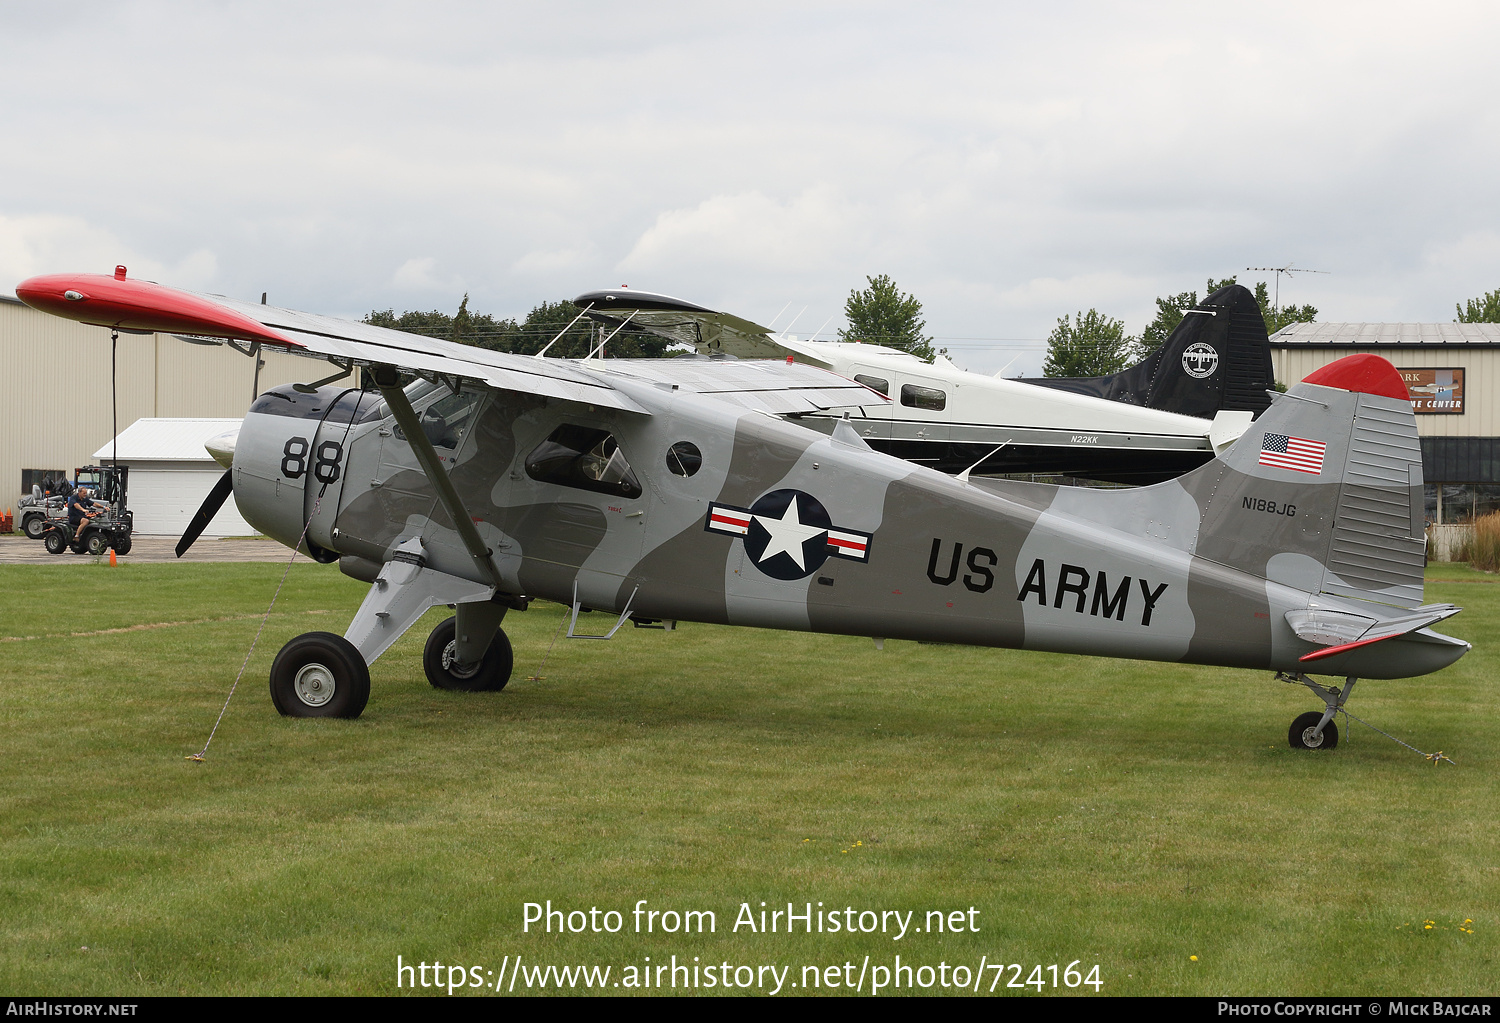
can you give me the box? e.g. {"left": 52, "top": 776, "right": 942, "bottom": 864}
{"left": 1184, "top": 354, "right": 1423, "bottom": 609}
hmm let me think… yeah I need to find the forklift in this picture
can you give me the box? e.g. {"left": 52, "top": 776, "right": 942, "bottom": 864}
{"left": 38, "top": 464, "right": 134, "bottom": 556}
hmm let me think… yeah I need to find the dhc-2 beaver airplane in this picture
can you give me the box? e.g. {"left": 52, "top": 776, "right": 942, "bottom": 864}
{"left": 17, "top": 268, "right": 1470, "bottom": 750}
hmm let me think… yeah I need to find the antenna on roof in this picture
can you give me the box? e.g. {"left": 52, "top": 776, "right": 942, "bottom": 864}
{"left": 779, "top": 305, "right": 808, "bottom": 338}
{"left": 1245, "top": 263, "right": 1330, "bottom": 320}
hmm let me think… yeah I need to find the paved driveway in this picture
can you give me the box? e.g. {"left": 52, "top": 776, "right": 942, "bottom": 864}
{"left": 0, "top": 536, "right": 293, "bottom": 564}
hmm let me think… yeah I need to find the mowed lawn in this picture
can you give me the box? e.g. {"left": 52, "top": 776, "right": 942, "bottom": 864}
{"left": 0, "top": 559, "right": 1494, "bottom": 996}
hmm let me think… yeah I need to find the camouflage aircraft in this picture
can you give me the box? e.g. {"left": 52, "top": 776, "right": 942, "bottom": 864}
{"left": 17, "top": 269, "right": 1469, "bottom": 750}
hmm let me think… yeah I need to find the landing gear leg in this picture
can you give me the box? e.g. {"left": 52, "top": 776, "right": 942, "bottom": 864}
{"left": 1278, "top": 672, "right": 1355, "bottom": 750}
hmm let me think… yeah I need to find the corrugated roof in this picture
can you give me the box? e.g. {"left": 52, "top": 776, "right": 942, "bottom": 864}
{"left": 1270, "top": 322, "right": 1500, "bottom": 346}
{"left": 93, "top": 418, "right": 241, "bottom": 461}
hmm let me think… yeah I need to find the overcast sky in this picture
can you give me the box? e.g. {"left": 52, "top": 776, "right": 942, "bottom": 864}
{"left": 3, "top": 2, "right": 1499, "bottom": 375}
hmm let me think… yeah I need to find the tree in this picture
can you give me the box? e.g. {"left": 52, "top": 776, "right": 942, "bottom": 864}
{"left": 507, "top": 300, "right": 671, "bottom": 359}
{"left": 1455, "top": 287, "right": 1500, "bottom": 323}
{"left": 837, "top": 274, "right": 935, "bottom": 361}
{"left": 364, "top": 300, "right": 519, "bottom": 352}
{"left": 1043, "top": 309, "right": 1134, "bottom": 377}
{"left": 451, "top": 293, "right": 474, "bottom": 344}
{"left": 365, "top": 297, "right": 671, "bottom": 358}
{"left": 1257, "top": 281, "right": 1317, "bottom": 337}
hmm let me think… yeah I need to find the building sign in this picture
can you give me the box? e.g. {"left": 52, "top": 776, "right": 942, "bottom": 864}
{"left": 1397, "top": 367, "right": 1465, "bottom": 414}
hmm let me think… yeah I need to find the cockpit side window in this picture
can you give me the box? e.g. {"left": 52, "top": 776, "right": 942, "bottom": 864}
{"left": 900, "top": 382, "right": 947, "bottom": 411}
{"left": 394, "top": 391, "right": 484, "bottom": 450}
{"left": 853, "top": 373, "right": 890, "bottom": 396}
{"left": 525, "top": 425, "right": 643, "bottom": 499}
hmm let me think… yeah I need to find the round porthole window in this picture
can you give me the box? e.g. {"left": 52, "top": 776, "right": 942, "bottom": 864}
{"left": 666, "top": 441, "right": 703, "bottom": 477}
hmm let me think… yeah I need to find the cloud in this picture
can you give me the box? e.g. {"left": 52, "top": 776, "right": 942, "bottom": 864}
{"left": 511, "top": 245, "right": 597, "bottom": 276}
{"left": 0, "top": 214, "right": 217, "bottom": 294}
{"left": 5, "top": 3, "right": 1500, "bottom": 343}
{"left": 619, "top": 187, "right": 868, "bottom": 278}
{"left": 390, "top": 256, "right": 462, "bottom": 294}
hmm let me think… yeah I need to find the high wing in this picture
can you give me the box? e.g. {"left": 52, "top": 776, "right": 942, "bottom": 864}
{"left": 16, "top": 272, "right": 880, "bottom": 418}
{"left": 589, "top": 358, "right": 882, "bottom": 416}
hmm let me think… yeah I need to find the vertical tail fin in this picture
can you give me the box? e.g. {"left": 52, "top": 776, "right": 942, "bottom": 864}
{"left": 1185, "top": 354, "right": 1423, "bottom": 608}
{"left": 1026, "top": 284, "right": 1275, "bottom": 418}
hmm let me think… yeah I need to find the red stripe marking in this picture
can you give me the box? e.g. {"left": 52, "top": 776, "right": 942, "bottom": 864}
{"left": 1299, "top": 633, "right": 1392, "bottom": 662}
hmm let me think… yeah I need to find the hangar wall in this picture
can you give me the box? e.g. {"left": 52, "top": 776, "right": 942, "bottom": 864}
{"left": 1, "top": 295, "right": 327, "bottom": 511}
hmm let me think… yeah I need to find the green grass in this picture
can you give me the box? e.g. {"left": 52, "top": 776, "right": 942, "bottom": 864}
{"left": 1, "top": 560, "right": 1496, "bottom": 996}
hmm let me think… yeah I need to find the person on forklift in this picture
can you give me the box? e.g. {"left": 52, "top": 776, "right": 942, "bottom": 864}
{"left": 68, "top": 487, "right": 100, "bottom": 541}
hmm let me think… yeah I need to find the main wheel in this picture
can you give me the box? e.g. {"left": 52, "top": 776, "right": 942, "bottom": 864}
{"left": 112, "top": 534, "right": 132, "bottom": 555}
{"left": 85, "top": 532, "right": 111, "bottom": 556}
{"left": 423, "top": 616, "right": 513, "bottom": 692}
{"left": 1289, "top": 711, "right": 1339, "bottom": 750}
{"left": 269, "top": 632, "right": 370, "bottom": 718}
{"left": 23, "top": 515, "right": 45, "bottom": 539}
{"left": 44, "top": 530, "right": 68, "bottom": 554}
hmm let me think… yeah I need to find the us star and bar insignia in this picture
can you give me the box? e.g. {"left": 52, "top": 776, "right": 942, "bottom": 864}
{"left": 705, "top": 489, "right": 872, "bottom": 580}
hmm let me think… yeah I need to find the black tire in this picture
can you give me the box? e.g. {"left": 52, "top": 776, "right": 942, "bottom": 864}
{"left": 423, "top": 616, "right": 513, "bottom": 692}
{"left": 23, "top": 515, "right": 45, "bottom": 539}
{"left": 85, "top": 532, "right": 111, "bottom": 556}
{"left": 112, "top": 534, "right": 132, "bottom": 555}
{"left": 44, "top": 530, "right": 68, "bottom": 555}
{"left": 1289, "top": 711, "right": 1339, "bottom": 750}
{"left": 269, "top": 632, "right": 370, "bottom": 718}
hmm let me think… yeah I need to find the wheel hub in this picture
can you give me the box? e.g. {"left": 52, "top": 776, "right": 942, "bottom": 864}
{"left": 441, "top": 640, "right": 481, "bottom": 679}
{"left": 1301, "top": 726, "right": 1325, "bottom": 748}
{"left": 293, "top": 662, "right": 337, "bottom": 707}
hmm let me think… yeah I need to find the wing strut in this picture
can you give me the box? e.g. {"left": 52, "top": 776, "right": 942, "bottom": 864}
{"left": 370, "top": 364, "right": 504, "bottom": 591}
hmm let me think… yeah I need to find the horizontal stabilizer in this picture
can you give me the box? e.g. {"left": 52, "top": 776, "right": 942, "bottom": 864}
{"left": 1289, "top": 604, "right": 1463, "bottom": 663}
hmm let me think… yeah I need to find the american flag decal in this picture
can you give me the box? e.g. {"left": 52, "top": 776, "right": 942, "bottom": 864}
{"left": 1259, "top": 433, "right": 1327, "bottom": 475}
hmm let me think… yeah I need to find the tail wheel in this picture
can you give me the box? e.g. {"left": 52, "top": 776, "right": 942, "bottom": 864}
{"left": 1289, "top": 711, "right": 1339, "bottom": 750}
{"left": 269, "top": 632, "right": 370, "bottom": 719}
{"left": 43, "top": 530, "right": 68, "bottom": 555}
{"left": 423, "top": 616, "right": 514, "bottom": 692}
{"left": 85, "top": 532, "right": 111, "bottom": 556}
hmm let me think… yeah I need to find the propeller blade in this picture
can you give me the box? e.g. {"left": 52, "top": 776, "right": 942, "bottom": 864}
{"left": 176, "top": 468, "right": 234, "bottom": 558}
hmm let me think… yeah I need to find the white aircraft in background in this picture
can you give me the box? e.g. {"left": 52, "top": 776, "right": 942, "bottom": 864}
{"left": 575, "top": 284, "right": 1275, "bottom": 484}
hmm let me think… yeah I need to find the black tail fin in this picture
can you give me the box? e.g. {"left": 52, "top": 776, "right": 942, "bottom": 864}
{"left": 1027, "top": 284, "right": 1275, "bottom": 419}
